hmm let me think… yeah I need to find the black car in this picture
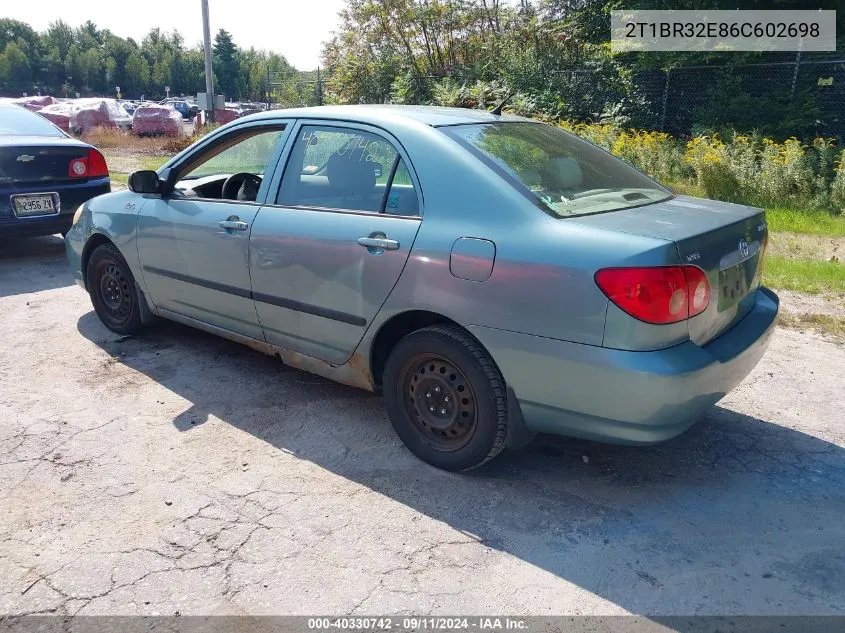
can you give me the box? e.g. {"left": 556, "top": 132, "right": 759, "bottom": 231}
{"left": 0, "top": 103, "right": 110, "bottom": 238}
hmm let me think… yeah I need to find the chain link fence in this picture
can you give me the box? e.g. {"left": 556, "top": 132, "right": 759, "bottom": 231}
{"left": 269, "top": 60, "right": 844, "bottom": 141}
{"left": 632, "top": 59, "right": 845, "bottom": 140}
{"left": 265, "top": 69, "right": 323, "bottom": 109}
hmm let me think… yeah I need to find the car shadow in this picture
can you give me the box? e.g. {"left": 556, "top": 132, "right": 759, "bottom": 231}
{"left": 0, "top": 235, "right": 75, "bottom": 297}
{"left": 77, "top": 312, "right": 845, "bottom": 615}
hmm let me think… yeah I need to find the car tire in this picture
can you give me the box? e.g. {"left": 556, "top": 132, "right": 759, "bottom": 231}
{"left": 87, "top": 243, "right": 145, "bottom": 335}
{"left": 383, "top": 325, "right": 508, "bottom": 471}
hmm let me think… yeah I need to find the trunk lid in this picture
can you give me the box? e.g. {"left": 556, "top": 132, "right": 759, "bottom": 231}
{"left": 573, "top": 196, "right": 767, "bottom": 345}
{"left": 0, "top": 136, "right": 91, "bottom": 186}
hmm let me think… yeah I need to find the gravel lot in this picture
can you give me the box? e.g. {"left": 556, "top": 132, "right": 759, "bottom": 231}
{"left": 1, "top": 236, "right": 844, "bottom": 617}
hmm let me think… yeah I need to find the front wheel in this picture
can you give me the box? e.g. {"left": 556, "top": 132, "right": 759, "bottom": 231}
{"left": 87, "top": 242, "right": 145, "bottom": 335}
{"left": 382, "top": 325, "right": 508, "bottom": 471}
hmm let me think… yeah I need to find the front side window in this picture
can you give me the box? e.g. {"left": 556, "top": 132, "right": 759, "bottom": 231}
{"left": 277, "top": 125, "right": 418, "bottom": 215}
{"left": 174, "top": 127, "right": 285, "bottom": 201}
{"left": 442, "top": 122, "right": 671, "bottom": 217}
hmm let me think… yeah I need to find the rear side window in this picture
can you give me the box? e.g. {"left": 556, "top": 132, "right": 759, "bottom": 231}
{"left": 277, "top": 125, "right": 418, "bottom": 215}
{"left": 0, "top": 106, "right": 64, "bottom": 136}
{"left": 384, "top": 158, "right": 418, "bottom": 215}
{"left": 442, "top": 122, "right": 670, "bottom": 217}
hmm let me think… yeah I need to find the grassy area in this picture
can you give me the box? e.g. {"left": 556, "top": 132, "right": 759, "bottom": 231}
{"left": 667, "top": 180, "right": 845, "bottom": 237}
{"left": 110, "top": 172, "right": 129, "bottom": 186}
{"left": 666, "top": 180, "right": 706, "bottom": 198}
{"left": 83, "top": 127, "right": 195, "bottom": 154}
{"left": 106, "top": 155, "right": 168, "bottom": 185}
{"left": 139, "top": 157, "right": 168, "bottom": 171}
{"left": 764, "top": 256, "right": 845, "bottom": 295}
{"left": 766, "top": 208, "right": 845, "bottom": 237}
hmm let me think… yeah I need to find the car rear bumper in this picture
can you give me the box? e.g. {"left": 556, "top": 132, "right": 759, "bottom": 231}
{"left": 468, "top": 287, "right": 779, "bottom": 444}
{"left": 0, "top": 178, "right": 109, "bottom": 237}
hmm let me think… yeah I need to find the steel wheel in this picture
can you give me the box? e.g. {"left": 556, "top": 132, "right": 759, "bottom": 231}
{"left": 383, "top": 325, "right": 509, "bottom": 471}
{"left": 86, "top": 242, "right": 145, "bottom": 335}
{"left": 98, "top": 262, "right": 133, "bottom": 324}
{"left": 400, "top": 353, "right": 479, "bottom": 451}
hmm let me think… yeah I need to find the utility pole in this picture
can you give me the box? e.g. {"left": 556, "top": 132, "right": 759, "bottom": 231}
{"left": 201, "top": 0, "right": 215, "bottom": 124}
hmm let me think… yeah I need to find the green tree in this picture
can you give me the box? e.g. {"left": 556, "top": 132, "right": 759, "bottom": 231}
{"left": 151, "top": 52, "right": 173, "bottom": 91}
{"left": 41, "top": 46, "right": 66, "bottom": 94}
{"left": 213, "top": 29, "right": 239, "bottom": 99}
{"left": 104, "top": 56, "right": 117, "bottom": 92}
{"left": 43, "top": 20, "right": 75, "bottom": 59}
{"left": 0, "top": 19, "right": 40, "bottom": 75}
{"left": 124, "top": 51, "right": 150, "bottom": 96}
{"left": 77, "top": 47, "right": 101, "bottom": 93}
{"left": 174, "top": 47, "right": 206, "bottom": 96}
{"left": 0, "top": 42, "right": 32, "bottom": 93}
{"left": 0, "top": 18, "right": 39, "bottom": 52}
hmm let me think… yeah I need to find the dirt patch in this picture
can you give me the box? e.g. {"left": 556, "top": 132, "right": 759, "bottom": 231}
{"left": 776, "top": 289, "right": 844, "bottom": 342}
{"left": 779, "top": 312, "right": 845, "bottom": 343}
{"left": 777, "top": 289, "right": 844, "bottom": 318}
{"left": 768, "top": 232, "right": 843, "bottom": 262}
{"left": 103, "top": 151, "right": 153, "bottom": 177}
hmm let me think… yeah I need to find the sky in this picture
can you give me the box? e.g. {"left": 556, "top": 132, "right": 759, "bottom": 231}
{"left": 2, "top": 0, "right": 347, "bottom": 70}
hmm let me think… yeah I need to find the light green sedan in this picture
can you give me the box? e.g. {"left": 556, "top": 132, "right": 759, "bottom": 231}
{"left": 66, "top": 105, "right": 778, "bottom": 471}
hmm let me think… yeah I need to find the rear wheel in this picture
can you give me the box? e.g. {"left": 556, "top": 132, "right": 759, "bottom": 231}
{"left": 87, "top": 243, "right": 145, "bottom": 335}
{"left": 383, "top": 325, "right": 508, "bottom": 471}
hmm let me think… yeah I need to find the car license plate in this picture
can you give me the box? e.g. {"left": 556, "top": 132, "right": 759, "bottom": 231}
{"left": 11, "top": 193, "right": 59, "bottom": 218}
{"left": 718, "top": 255, "right": 758, "bottom": 310}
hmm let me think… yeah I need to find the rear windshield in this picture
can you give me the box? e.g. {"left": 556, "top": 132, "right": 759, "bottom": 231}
{"left": 0, "top": 106, "right": 64, "bottom": 137}
{"left": 442, "top": 122, "right": 671, "bottom": 217}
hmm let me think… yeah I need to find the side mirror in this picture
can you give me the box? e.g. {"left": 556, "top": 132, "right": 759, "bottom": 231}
{"left": 128, "top": 170, "right": 163, "bottom": 194}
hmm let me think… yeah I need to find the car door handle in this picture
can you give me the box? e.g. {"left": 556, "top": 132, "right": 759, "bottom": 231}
{"left": 357, "top": 237, "right": 399, "bottom": 250}
{"left": 218, "top": 220, "right": 249, "bottom": 231}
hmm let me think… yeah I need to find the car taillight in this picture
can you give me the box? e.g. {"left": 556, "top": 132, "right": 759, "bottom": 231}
{"left": 68, "top": 149, "right": 109, "bottom": 178}
{"left": 595, "top": 265, "right": 711, "bottom": 325}
{"left": 684, "top": 265, "right": 710, "bottom": 318}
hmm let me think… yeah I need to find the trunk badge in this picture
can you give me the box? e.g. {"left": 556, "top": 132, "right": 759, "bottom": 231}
{"left": 16, "top": 154, "right": 35, "bottom": 163}
{"left": 738, "top": 240, "right": 750, "bottom": 258}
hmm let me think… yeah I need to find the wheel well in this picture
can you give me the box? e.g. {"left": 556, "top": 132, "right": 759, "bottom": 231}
{"left": 80, "top": 233, "right": 114, "bottom": 290}
{"left": 369, "top": 310, "right": 462, "bottom": 387}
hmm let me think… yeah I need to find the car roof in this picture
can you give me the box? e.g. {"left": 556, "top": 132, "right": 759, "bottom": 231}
{"left": 240, "top": 104, "right": 530, "bottom": 128}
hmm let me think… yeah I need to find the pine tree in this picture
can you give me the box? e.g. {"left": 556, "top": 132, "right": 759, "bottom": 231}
{"left": 213, "top": 29, "right": 239, "bottom": 100}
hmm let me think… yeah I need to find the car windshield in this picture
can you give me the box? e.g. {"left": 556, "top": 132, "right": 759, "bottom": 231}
{"left": 0, "top": 106, "right": 64, "bottom": 137}
{"left": 442, "top": 122, "right": 671, "bottom": 217}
